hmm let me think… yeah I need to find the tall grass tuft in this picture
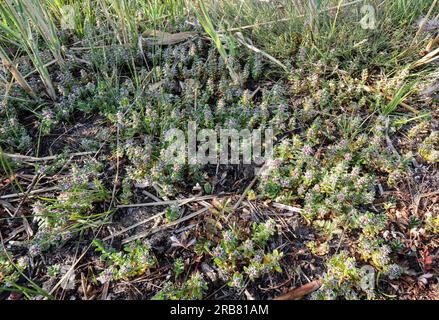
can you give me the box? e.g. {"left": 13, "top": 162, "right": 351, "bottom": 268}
{"left": 381, "top": 82, "right": 416, "bottom": 116}
{"left": 0, "top": 0, "right": 60, "bottom": 100}
{"left": 194, "top": 0, "right": 241, "bottom": 85}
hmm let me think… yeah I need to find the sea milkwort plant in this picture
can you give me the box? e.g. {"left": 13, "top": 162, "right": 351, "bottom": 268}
{"left": 0, "top": 0, "right": 437, "bottom": 301}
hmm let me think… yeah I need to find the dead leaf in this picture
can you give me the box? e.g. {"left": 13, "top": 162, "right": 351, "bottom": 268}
{"left": 274, "top": 280, "right": 321, "bottom": 300}
{"left": 420, "top": 250, "right": 433, "bottom": 271}
{"left": 142, "top": 31, "right": 197, "bottom": 46}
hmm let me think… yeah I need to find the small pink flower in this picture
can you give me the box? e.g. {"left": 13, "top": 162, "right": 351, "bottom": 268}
{"left": 302, "top": 145, "right": 313, "bottom": 156}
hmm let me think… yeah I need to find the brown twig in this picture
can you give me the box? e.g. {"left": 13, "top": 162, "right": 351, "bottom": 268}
{"left": 105, "top": 195, "right": 221, "bottom": 241}
{"left": 235, "top": 32, "right": 288, "bottom": 71}
{"left": 0, "top": 186, "right": 59, "bottom": 200}
{"left": 116, "top": 194, "right": 219, "bottom": 208}
{"left": 272, "top": 202, "right": 303, "bottom": 214}
{"left": 1, "top": 151, "right": 94, "bottom": 162}
{"left": 109, "top": 126, "right": 120, "bottom": 209}
{"left": 121, "top": 206, "right": 210, "bottom": 244}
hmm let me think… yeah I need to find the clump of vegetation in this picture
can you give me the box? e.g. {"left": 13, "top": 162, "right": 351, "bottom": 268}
{"left": 311, "top": 252, "right": 373, "bottom": 300}
{"left": 165, "top": 204, "right": 181, "bottom": 222}
{"left": 357, "top": 212, "right": 392, "bottom": 270}
{"left": 0, "top": 0, "right": 437, "bottom": 301}
{"left": 211, "top": 219, "right": 283, "bottom": 289}
{"left": 29, "top": 161, "right": 110, "bottom": 256}
{"left": 259, "top": 135, "right": 377, "bottom": 238}
{"left": 0, "top": 252, "right": 28, "bottom": 287}
{"left": 419, "top": 131, "right": 439, "bottom": 163}
{"left": 153, "top": 272, "right": 208, "bottom": 300}
{"left": 94, "top": 240, "right": 155, "bottom": 283}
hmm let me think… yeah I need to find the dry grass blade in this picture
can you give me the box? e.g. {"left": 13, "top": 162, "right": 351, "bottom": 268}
{"left": 105, "top": 195, "right": 225, "bottom": 241}
{"left": 11, "top": 174, "right": 42, "bottom": 238}
{"left": 142, "top": 30, "right": 197, "bottom": 45}
{"left": 116, "top": 194, "right": 217, "bottom": 208}
{"left": 1, "top": 151, "right": 94, "bottom": 162}
{"left": 425, "top": 34, "right": 439, "bottom": 53}
{"left": 121, "top": 206, "right": 210, "bottom": 244}
{"left": 48, "top": 247, "right": 90, "bottom": 296}
{"left": 0, "top": 186, "right": 59, "bottom": 200}
{"left": 272, "top": 202, "right": 303, "bottom": 214}
{"left": 224, "top": 0, "right": 364, "bottom": 32}
{"left": 2, "top": 0, "right": 58, "bottom": 100}
{"left": 0, "top": 49, "right": 37, "bottom": 99}
{"left": 412, "top": 0, "right": 438, "bottom": 44}
{"left": 23, "top": 59, "right": 58, "bottom": 78}
{"left": 414, "top": 46, "right": 439, "bottom": 67}
{"left": 142, "top": 29, "right": 172, "bottom": 38}
{"left": 231, "top": 176, "right": 258, "bottom": 212}
{"left": 235, "top": 32, "right": 288, "bottom": 71}
{"left": 148, "top": 80, "right": 164, "bottom": 91}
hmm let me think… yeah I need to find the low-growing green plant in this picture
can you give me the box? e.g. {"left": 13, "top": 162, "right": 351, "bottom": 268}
{"left": 357, "top": 235, "right": 391, "bottom": 270}
{"left": 0, "top": 251, "right": 28, "bottom": 287}
{"left": 358, "top": 212, "right": 388, "bottom": 238}
{"left": 153, "top": 271, "right": 208, "bottom": 300}
{"left": 46, "top": 264, "right": 61, "bottom": 277}
{"left": 165, "top": 204, "right": 181, "bottom": 222}
{"left": 173, "top": 257, "right": 185, "bottom": 279}
{"left": 0, "top": 250, "right": 51, "bottom": 299}
{"left": 93, "top": 239, "right": 155, "bottom": 283}
{"left": 0, "top": 103, "right": 33, "bottom": 152}
{"left": 355, "top": 210, "right": 393, "bottom": 270}
{"left": 210, "top": 219, "right": 283, "bottom": 289}
{"left": 0, "top": 0, "right": 436, "bottom": 302}
{"left": 311, "top": 251, "right": 373, "bottom": 300}
{"left": 418, "top": 131, "right": 439, "bottom": 163}
{"left": 119, "top": 177, "right": 134, "bottom": 205}
{"left": 425, "top": 213, "right": 439, "bottom": 234}
{"left": 386, "top": 263, "right": 403, "bottom": 281}
{"left": 29, "top": 160, "right": 110, "bottom": 256}
{"left": 194, "top": 239, "right": 211, "bottom": 256}
{"left": 259, "top": 135, "right": 376, "bottom": 237}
